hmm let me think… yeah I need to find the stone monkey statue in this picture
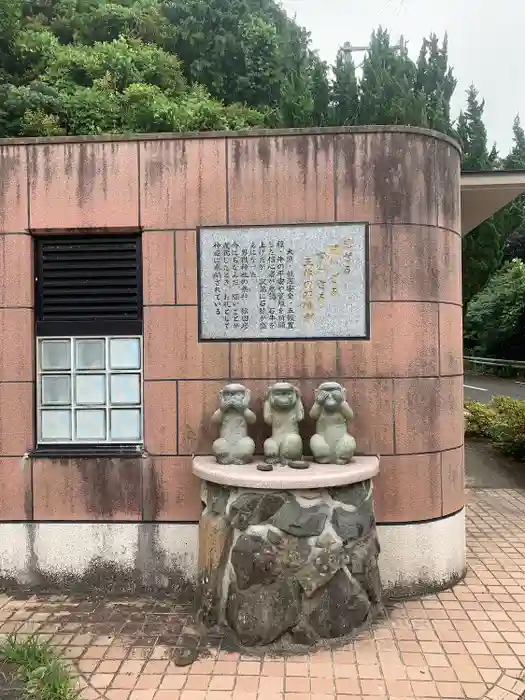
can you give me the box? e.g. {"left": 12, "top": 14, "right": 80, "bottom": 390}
{"left": 263, "top": 382, "right": 306, "bottom": 466}
{"left": 212, "top": 384, "right": 256, "bottom": 465}
{"left": 310, "top": 381, "right": 356, "bottom": 464}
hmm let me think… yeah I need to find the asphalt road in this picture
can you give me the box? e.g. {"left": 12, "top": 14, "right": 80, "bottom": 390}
{"left": 466, "top": 438, "right": 525, "bottom": 489}
{"left": 464, "top": 374, "right": 525, "bottom": 402}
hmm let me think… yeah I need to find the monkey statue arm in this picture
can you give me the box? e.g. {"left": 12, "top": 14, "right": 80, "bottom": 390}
{"left": 309, "top": 401, "right": 322, "bottom": 420}
{"left": 211, "top": 408, "right": 224, "bottom": 424}
{"left": 341, "top": 402, "right": 354, "bottom": 420}
{"left": 244, "top": 408, "right": 256, "bottom": 424}
{"left": 263, "top": 399, "right": 273, "bottom": 425}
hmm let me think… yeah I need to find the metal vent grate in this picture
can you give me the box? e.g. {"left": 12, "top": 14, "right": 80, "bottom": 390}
{"left": 35, "top": 235, "right": 142, "bottom": 336}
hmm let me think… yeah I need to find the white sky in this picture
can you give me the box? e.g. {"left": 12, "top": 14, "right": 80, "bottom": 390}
{"left": 281, "top": 0, "right": 523, "bottom": 155}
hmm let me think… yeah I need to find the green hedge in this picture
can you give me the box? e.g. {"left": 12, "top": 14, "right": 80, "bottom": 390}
{"left": 465, "top": 397, "right": 525, "bottom": 460}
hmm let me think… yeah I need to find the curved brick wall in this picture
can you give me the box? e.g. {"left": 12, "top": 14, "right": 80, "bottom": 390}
{"left": 0, "top": 127, "right": 463, "bottom": 591}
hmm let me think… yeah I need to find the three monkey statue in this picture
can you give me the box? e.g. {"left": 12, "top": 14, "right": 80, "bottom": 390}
{"left": 211, "top": 380, "right": 356, "bottom": 469}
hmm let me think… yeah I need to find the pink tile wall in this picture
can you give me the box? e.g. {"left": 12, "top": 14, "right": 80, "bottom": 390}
{"left": 0, "top": 129, "right": 464, "bottom": 523}
{"left": 28, "top": 141, "right": 139, "bottom": 230}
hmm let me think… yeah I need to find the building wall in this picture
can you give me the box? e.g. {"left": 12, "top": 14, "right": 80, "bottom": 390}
{"left": 0, "top": 127, "right": 464, "bottom": 593}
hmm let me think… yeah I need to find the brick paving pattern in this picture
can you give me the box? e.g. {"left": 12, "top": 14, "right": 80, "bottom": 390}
{"left": 0, "top": 488, "right": 525, "bottom": 700}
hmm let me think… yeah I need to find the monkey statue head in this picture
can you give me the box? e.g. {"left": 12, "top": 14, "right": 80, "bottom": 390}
{"left": 314, "top": 381, "right": 346, "bottom": 413}
{"left": 219, "top": 383, "right": 251, "bottom": 412}
{"left": 265, "top": 382, "right": 304, "bottom": 418}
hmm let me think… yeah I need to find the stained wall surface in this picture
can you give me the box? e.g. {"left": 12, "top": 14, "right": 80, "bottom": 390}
{"left": 0, "top": 127, "right": 463, "bottom": 536}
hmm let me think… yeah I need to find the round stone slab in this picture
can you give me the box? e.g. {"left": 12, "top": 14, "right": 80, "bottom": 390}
{"left": 192, "top": 456, "right": 379, "bottom": 490}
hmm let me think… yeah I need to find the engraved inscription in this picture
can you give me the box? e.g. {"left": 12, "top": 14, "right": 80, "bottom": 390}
{"left": 199, "top": 224, "right": 368, "bottom": 340}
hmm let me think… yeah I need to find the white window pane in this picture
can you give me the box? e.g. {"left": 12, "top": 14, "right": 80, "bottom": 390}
{"left": 110, "top": 338, "right": 140, "bottom": 369}
{"left": 110, "top": 374, "right": 140, "bottom": 404}
{"left": 76, "top": 410, "right": 106, "bottom": 441}
{"left": 110, "top": 409, "right": 141, "bottom": 441}
{"left": 41, "top": 410, "right": 71, "bottom": 441}
{"left": 41, "top": 340, "right": 70, "bottom": 370}
{"left": 41, "top": 375, "right": 71, "bottom": 405}
{"left": 75, "top": 375, "right": 105, "bottom": 405}
{"left": 75, "top": 339, "right": 105, "bottom": 370}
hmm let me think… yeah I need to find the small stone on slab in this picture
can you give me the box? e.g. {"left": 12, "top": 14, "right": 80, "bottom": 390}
{"left": 288, "top": 460, "right": 309, "bottom": 470}
{"left": 257, "top": 463, "right": 273, "bottom": 471}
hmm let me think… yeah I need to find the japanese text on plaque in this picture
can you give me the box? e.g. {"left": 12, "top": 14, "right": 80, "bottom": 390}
{"left": 211, "top": 235, "right": 355, "bottom": 333}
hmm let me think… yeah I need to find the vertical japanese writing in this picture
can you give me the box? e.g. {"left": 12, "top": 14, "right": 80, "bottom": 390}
{"left": 230, "top": 242, "right": 241, "bottom": 330}
{"left": 212, "top": 242, "right": 222, "bottom": 318}
{"left": 276, "top": 240, "right": 286, "bottom": 329}
{"left": 239, "top": 246, "right": 250, "bottom": 331}
{"left": 286, "top": 248, "right": 296, "bottom": 330}
{"left": 267, "top": 241, "right": 277, "bottom": 329}
{"left": 302, "top": 255, "right": 315, "bottom": 322}
{"left": 249, "top": 242, "right": 257, "bottom": 279}
{"left": 222, "top": 242, "right": 232, "bottom": 329}
{"left": 342, "top": 237, "right": 353, "bottom": 273}
{"left": 326, "top": 243, "right": 341, "bottom": 297}
{"left": 258, "top": 241, "right": 268, "bottom": 331}
{"left": 315, "top": 251, "right": 327, "bottom": 307}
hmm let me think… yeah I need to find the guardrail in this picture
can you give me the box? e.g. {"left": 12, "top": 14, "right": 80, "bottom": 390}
{"left": 464, "top": 356, "right": 525, "bottom": 369}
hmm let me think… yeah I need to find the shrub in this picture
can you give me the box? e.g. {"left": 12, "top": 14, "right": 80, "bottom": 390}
{"left": 464, "top": 397, "right": 525, "bottom": 460}
{"left": 488, "top": 396, "right": 525, "bottom": 459}
{"left": 464, "top": 400, "right": 498, "bottom": 438}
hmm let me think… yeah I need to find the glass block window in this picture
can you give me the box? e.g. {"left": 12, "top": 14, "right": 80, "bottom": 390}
{"left": 37, "top": 337, "right": 143, "bottom": 444}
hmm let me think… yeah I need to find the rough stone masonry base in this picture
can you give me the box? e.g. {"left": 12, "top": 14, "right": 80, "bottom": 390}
{"left": 196, "top": 478, "right": 382, "bottom": 646}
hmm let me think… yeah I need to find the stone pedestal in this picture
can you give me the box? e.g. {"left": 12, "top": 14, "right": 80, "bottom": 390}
{"left": 192, "top": 456, "right": 381, "bottom": 647}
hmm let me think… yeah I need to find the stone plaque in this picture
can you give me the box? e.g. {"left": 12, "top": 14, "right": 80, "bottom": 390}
{"left": 198, "top": 223, "right": 369, "bottom": 341}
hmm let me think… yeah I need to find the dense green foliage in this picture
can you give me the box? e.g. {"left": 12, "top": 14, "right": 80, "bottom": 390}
{"left": 464, "top": 259, "right": 525, "bottom": 359}
{"left": 462, "top": 115, "right": 525, "bottom": 359}
{"left": 465, "top": 397, "right": 525, "bottom": 461}
{"left": 0, "top": 0, "right": 484, "bottom": 137}
{"left": 458, "top": 85, "right": 505, "bottom": 308}
{"left": 501, "top": 117, "right": 525, "bottom": 263}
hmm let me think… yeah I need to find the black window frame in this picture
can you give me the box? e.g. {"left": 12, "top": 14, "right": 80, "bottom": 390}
{"left": 32, "top": 233, "right": 144, "bottom": 458}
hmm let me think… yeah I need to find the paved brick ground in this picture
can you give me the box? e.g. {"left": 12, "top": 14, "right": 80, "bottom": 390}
{"left": 1, "top": 488, "right": 525, "bottom": 700}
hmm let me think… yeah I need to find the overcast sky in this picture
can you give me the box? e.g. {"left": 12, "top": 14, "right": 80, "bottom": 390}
{"left": 281, "top": 0, "right": 522, "bottom": 155}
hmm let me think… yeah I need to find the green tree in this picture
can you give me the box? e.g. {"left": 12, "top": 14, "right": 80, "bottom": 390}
{"left": 357, "top": 29, "right": 425, "bottom": 126}
{"left": 0, "top": 0, "right": 23, "bottom": 81}
{"left": 505, "top": 115, "right": 525, "bottom": 169}
{"left": 464, "top": 259, "right": 525, "bottom": 360}
{"left": 459, "top": 85, "right": 504, "bottom": 307}
{"left": 0, "top": 0, "right": 511, "bottom": 158}
{"left": 501, "top": 115, "right": 525, "bottom": 262}
{"left": 0, "top": 6, "right": 269, "bottom": 136}
{"left": 309, "top": 55, "right": 330, "bottom": 127}
{"left": 160, "top": 0, "right": 316, "bottom": 121}
{"left": 456, "top": 85, "right": 493, "bottom": 171}
{"left": 42, "top": 36, "right": 186, "bottom": 94}
{"left": 0, "top": 81, "right": 64, "bottom": 136}
{"left": 331, "top": 47, "right": 358, "bottom": 126}
{"left": 415, "top": 33, "right": 456, "bottom": 135}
